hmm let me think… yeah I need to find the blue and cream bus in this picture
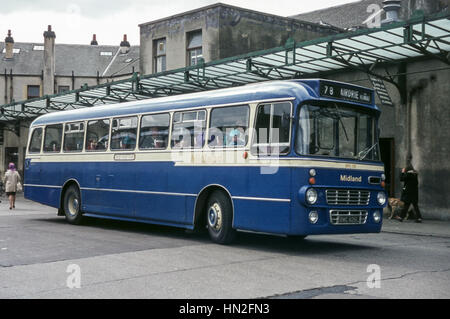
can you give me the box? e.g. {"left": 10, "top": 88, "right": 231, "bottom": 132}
{"left": 24, "top": 79, "right": 387, "bottom": 244}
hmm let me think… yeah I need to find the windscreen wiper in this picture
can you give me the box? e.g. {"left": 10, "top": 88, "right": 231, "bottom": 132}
{"left": 334, "top": 103, "right": 349, "bottom": 142}
{"left": 357, "top": 142, "right": 378, "bottom": 161}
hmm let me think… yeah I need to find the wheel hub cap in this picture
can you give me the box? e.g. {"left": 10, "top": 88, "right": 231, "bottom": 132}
{"left": 208, "top": 203, "right": 222, "bottom": 230}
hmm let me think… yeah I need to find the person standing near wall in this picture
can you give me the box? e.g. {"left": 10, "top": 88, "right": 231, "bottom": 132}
{"left": 3, "top": 163, "right": 21, "bottom": 210}
{"left": 394, "top": 162, "right": 423, "bottom": 223}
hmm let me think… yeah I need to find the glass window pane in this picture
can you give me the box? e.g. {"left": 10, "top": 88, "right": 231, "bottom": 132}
{"left": 156, "top": 38, "right": 166, "bottom": 55}
{"left": 295, "top": 103, "right": 380, "bottom": 161}
{"left": 29, "top": 128, "right": 42, "bottom": 153}
{"left": 338, "top": 116, "right": 356, "bottom": 158}
{"left": 111, "top": 117, "right": 137, "bottom": 150}
{"left": 172, "top": 110, "right": 206, "bottom": 149}
{"left": 209, "top": 105, "right": 249, "bottom": 148}
{"left": 271, "top": 102, "right": 291, "bottom": 145}
{"left": 63, "top": 122, "right": 85, "bottom": 152}
{"left": 27, "top": 85, "right": 40, "bottom": 99}
{"left": 43, "top": 124, "right": 63, "bottom": 153}
{"left": 252, "top": 102, "right": 291, "bottom": 155}
{"left": 86, "top": 119, "right": 110, "bottom": 151}
{"left": 187, "top": 30, "right": 202, "bottom": 49}
{"left": 139, "top": 113, "right": 170, "bottom": 150}
{"left": 254, "top": 104, "right": 271, "bottom": 146}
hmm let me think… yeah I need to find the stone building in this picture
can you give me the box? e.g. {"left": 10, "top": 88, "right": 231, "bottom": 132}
{"left": 0, "top": 26, "right": 139, "bottom": 176}
{"left": 138, "top": 3, "right": 341, "bottom": 75}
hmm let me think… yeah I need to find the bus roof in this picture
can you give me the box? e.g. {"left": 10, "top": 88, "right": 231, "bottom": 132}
{"left": 31, "top": 79, "right": 378, "bottom": 126}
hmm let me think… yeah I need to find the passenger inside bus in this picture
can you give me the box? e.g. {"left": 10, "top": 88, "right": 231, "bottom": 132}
{"left": 227, "top": 127, "right": 245, "bottom": 146}
{"left": 173, "top": 135, "right": 185, "bottom": 148}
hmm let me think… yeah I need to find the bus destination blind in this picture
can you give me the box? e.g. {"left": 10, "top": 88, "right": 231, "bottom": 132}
{"left": 320, "top": 81, "right": 373, "bottom": 105}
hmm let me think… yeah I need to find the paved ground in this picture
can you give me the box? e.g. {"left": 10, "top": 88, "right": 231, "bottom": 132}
{"left": 0, "top": 194, "right": 449, "bottom": 299}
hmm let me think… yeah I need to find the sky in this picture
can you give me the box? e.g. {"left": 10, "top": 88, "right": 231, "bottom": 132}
{"left": 0, "top": 0, "right": 359, "bottom": 45}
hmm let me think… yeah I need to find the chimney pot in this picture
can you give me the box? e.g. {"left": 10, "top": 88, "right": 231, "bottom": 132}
{"left": 5, "top": 29, "right": 14, "bottom": 44}
{"left": 120, "top": 34, "right": 130, "bottom": 47}
{"left": 44, "top": 24, "right": 56, "bottom": 38}
{"left": 91, "top": 34, "right": 98, "bottom": 45}
{"left": 4, "top": 30, "right": 14, "bottom": 59}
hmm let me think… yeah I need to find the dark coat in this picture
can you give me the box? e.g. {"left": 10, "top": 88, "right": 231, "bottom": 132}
{"left": 400, "top": 170, "right": 419, "bottom": 203}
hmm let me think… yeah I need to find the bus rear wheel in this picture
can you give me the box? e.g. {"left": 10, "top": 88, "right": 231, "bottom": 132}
{"left": 206, "top": 191, "right": 236, "bottom": 244}
{"left": 63, "top": 185, "right": 83, "bottom": 225}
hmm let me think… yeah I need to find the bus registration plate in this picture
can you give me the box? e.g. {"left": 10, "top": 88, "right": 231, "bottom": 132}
{"left": 339, "top": 216, "right": 359, "bottom": 224}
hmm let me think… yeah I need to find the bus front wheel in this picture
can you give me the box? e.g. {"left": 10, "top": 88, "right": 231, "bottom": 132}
{"left": 63, "top": 185, "right": 83, "bottom": 225}
{"left": 206, "top": 191, "right": 236, "bottom": 244}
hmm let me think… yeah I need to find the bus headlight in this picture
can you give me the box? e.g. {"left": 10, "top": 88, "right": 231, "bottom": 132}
{"left": 306, "top": 188, "right": 318, "bottom": 205}
{"left": 377, "top": 191, "right": 386, "bottom": 206}
{"left": 373, "top": 211, "right": 381, "bottom": 223}
{"left": 308, "top": 211, "right": 319, "bottom": 224}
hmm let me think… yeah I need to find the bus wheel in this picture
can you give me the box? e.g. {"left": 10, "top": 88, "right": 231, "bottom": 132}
{"left": 63, "top": 185, "right": 83, "bottom": 225}
{"left": 206, "top": 191, "right": 236, "bottom": 244}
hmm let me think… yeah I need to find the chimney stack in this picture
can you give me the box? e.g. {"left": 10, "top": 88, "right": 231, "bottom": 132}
{"left": 120, "top": 34, "right": 130, "bottom": 54}
{"left": 4, "top": 30, "right": 14, "bottom": 59}
{"left": 43, "top": 25, "right": 56, "bottom": 95}
{"left": 91, "top": 34, "right": 98, "bottom": 45}
{"left": 381, "top": 0, "right": 402, "bottom": 25}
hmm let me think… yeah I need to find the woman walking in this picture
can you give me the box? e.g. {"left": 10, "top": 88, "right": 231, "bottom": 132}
{"left": 3, "top": 163, "right": 21, "bottom": 210}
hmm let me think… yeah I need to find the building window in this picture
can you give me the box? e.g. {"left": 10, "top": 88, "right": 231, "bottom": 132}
{"left": 58, "top": 86, "right": 70, "bottom": 94}
{"left": 187, "top": 30, "right": 202, "bottom": 66}
{"left": 153, "top": 38, "right": 166, "bottom": 73}
{"left": 27, "top": 85, "right": 40, "bottom": 99}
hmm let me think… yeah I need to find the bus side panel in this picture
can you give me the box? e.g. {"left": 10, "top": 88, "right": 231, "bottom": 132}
{"left": 134, "top": 162, "right": 189, "bottom": 224}
{"left": 232, "top": 166, "right": 291, "bottom": 234}
{"left": 26, "top": 161, "right": 63, "bottom": 209}
{"left": 81, "top": 161, "right": 136, "bottom": 218}
{"left": 233, "top": 200, "right": 290, "bottom": 234}
{"left": 24, "top": 158, "right": 41, "bottom": 203}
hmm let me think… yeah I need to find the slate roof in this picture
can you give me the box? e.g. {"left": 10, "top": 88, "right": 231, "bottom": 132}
{"left": 0, "top": 42, "right": 140, "bottom": 78}
{"left": 290, "top": 0, "right": 389, "bottom": 30}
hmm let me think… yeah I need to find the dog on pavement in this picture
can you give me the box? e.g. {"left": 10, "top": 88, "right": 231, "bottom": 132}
{"left": 386, "top": 197, "right": 408, "bottom": 219}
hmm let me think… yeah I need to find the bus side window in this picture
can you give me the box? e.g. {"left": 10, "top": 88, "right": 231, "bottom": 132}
{"left": 139, "top": 113, "right": 170, "bottom": 150}
{"left": 64, "top": 122, "right": 85, "bottom": 152}
{"left": 208, "top": 105, "right": 249, "bottom": 148}
{"left": 252, "top": 102, "right": 292, "bottom": 155}
{"left": 111, "top": 117, "right": 137, "bottom": 151}
{"left": 171, "top": 110, "right": 206, "bottom": 149}
{"left": 86, "top": 119, "right": 110, "bottom": 151}
{"left": 28, "top": 127, "right": 43, "bottom": 153}
{"left": 43, "top": 124, "right": 63, "bottom": 153}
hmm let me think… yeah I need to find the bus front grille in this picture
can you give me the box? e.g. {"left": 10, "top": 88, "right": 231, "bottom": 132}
{"left": 326, "top": 189, "right": 370, "bottom": 205}
{"left": 330, "top": 210, "right": 368, "bottom": 225}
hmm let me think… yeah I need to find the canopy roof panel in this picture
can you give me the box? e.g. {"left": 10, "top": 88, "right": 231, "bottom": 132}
{"left": 1, "top": 12, "right": 449, "bottom": 123}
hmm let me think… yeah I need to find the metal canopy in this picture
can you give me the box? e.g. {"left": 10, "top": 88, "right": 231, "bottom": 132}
{"left": 1, "top": 11, "right": 449, "bottom": 123}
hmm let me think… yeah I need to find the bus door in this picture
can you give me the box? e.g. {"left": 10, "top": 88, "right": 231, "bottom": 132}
{"left": 25, "top": 127, "right": 43, "bottom": 187}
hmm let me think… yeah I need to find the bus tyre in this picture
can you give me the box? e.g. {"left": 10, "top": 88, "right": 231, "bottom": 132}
{"left": 206, "top": 191, "right": 236, "bottom": 244}
{"left": 63, "top": 185, "right": 83, "bottom": 225}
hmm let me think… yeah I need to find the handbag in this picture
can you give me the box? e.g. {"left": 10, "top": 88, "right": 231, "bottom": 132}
{"left": 16, "top": 182, "right": 23, "bottom": 193}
